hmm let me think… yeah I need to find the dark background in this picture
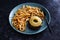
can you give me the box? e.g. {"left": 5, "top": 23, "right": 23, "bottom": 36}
{"left": 0, "top": 0, "right": 60, "bottom": 40}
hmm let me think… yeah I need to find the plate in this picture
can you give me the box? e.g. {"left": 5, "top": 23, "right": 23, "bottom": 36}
{"left": 9, "top": 3, "right": 51, "bottom": 35}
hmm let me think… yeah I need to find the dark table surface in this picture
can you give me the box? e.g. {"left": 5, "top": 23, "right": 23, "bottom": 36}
{"left": 0, "top": 0, "right": 60, "bottom": 40}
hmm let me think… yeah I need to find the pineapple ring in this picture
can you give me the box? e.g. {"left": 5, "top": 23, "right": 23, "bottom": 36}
{"left": 29, "top": 16, "right": 42, "bottom": 27}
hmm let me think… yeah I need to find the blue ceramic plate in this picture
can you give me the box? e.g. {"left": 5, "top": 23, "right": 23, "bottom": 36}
{"left": 9, "top": 3, "right": 51, "bottom": 35}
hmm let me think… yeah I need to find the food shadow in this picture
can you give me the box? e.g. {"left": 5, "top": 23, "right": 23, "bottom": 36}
{"left": 26, "top": 21, "right": 41, "bottom": 31}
